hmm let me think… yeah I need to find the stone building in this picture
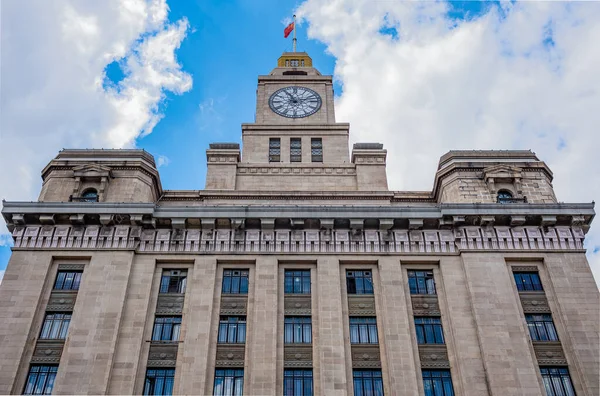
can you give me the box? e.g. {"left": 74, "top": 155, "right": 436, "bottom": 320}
{"left": 0, "top": 52, "right": 598, "bottom": 396}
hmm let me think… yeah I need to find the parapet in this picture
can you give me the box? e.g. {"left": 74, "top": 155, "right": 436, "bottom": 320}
{"left": 39, "top": 149, "right": 162, "bottom": 203}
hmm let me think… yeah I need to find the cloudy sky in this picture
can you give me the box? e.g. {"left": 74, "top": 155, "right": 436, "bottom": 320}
{"left": 0, "top": 0, "right": 598, "bottom": 285}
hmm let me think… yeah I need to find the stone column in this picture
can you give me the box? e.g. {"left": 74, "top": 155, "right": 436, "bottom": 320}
{"left": 246, "top": 256, "right": 278, "bottom": 395}
{"left": 316, "top": 257, "right": 347, "bottom": 395}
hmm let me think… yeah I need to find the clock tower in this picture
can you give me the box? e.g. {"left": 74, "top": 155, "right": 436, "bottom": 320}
{"left": 205, "top": 52, "right": 389, "bottom": 191}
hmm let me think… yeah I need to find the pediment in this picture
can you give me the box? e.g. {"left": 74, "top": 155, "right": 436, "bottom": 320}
{"left": 73, "top": 164, "right": 112, "bottom": 178}
{"left": 483, "top": 164, "right": 522, "bottom": 180}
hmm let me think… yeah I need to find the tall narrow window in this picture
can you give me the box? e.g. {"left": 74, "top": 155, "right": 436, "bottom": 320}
{"left": 40, "top": 313, "right": 71, "bottom": 340}
{"left": 222, "top": 270, "right": 249, "bottom": 294}
{"left": 284, "top": 316, "right": 312, "bottom": 344}
{"left": 284, "top": 369, "right": 313, "bottom": 396}
{"left": 526, "top": 314, "right": 559, "bottom": 341}
{"left": 408, "top": 270, "right": 436, "bottom": 295}
{"left": 513, "top": 272, "right": 543, "bottom": 291}
{"left": 54, "top": 271, "right": 82, "bottom": 290}
{"left": 311, "top": 138, "right": 323, "bottom": 162}
{"left": 346, "top": 270, "right": 374, "bottom": 295}
{"left": 269, "top": 138, "right": 281, "bottom": 162}
{"left": 151, "top": 316, "right": 182, "bottom": 341}
{"left": 349, "top": 317, "right": 378, "bottom": 344}
{"left": 218, "top": 316, "right": 246, "bottom": 344}
{"left": 159, "top": 270, "right": 187, "bottom": 294}
{"left": 23, "top": 365, "right": 58, "bottom": 395}
{"left": 284, "top": 270, "right": 311, "bottom": 294}
{"left": 213, "top": 369, "right": 244, "bottom": 396}
{"left": 415, "top": 317, "right": 445, "bottom": 344}
{"left": 143, "top": 369, "right": 175, "bottom": 396}
{"left": 540, "top": 367, "right": 576, "bottom": 396}
{"left": 290, "top": 138, "right": 302, "bottom": 162}
{"left": 353, "top": 370, "right": 384, "bottom": 396}
{"left": 422, "top": 370, "right": 454, "bottom": 396}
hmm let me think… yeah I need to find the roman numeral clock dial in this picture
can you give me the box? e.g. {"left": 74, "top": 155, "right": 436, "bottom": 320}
{"left": 269, "top": 86, "right": 322, "bottom": 118}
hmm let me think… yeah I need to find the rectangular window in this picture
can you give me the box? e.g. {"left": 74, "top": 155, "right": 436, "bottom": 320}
{"left": 526, "top": 314, "right": 559, "bottom": 341}
{"left": 290, "top": 59, "right": 299, "bottom": 67}
{"left": 269, "top": 138, "right": 281, "bottom": 162}
{"left": 540, "top": 367, "right": 576, "bottom": 396}
{"left": 23, "top": 365, "right": 58, "bottom": 395}
{"left": 151, "top": 316, "right": 181, "bottom": 341}
{"left": 213, "top": 369, "right": 244, "bottom": 396}
{"left": 301, "top": 60, "right": 305, "bottom": 67}
{"left": 39, "top": 313, "right": 71, "bottom": 340}
{"left": 284, "top": 270, "right": 311, "bottom": 294}
{"left": 53, "top": 271, "right": 82, "bottom": 290}
{"left": 349, "top": 317, "right": 378, "bottom": 344}
{"left": 311, "top": 138, "right": 323, "bottom": 162}
{"left": 159, "top": 270, "right": 187, "bottom": 294}
{"left": 513, "top": 272, "right": 543, "bottom": 291}
{"left": 290, "top": 138, "right": 302, "bottom": 162}
{"left": 408, "top": 270, "right": 436, "bottom": 295}
{"left": 143, "top": 369, "right": 175, "bottom": 396}
{"left": 222, "top": 269, "right": 249, "bottom": 294}
{"left": 218, "top": 316, "right": 246, "bottom": 344}
{"left": 284, "top": 369, "right": 313, "bottom": 396}
{"left": 284, "top": 316, "right": 312, "bottom": 344}
{"left": 415, "top": 317, "right": 445, "bottom": 344}
{"left": 353, "top": 370, "right": 384, "bottom": 396}
{"left": 346, "top": 270, "right": 374, "bottom": 295}
{"left": 422, "top": 370, "right": 454, "bottom": 396}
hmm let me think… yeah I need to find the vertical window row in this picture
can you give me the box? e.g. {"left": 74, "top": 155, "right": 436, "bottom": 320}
{"left": 144, "top": 268, "right": 189, "bottom": 395}
{"left": 511, "top": 268, "right": 576, "bottom": 394}
{"left": 214, "top": 268, "right": 250, "bottom": 395}
{"left": 284, "top": 269, "right": 313, "bottom": 396}
{"left": 311, "top": 138, "right": 323, "bottom": 162}
{"left": 290, "top": 138, "right": 302, "bottom": 162}
{"left": 269, "top": 138, "right": 281, "bottom": 162}
{"left": 407, "top": 269, "right": 455, "bottom": 396}
{"left": 25, "top": 266, "right": 85, "bottom": 395}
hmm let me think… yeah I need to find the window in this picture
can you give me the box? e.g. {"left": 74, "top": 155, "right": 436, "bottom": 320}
{"left": 497, "top": 190, "right": 513, "bottom": 204}
{"left": 213, "top": 369, "right": 244, "bottom": 396}
{"left": 23, "top": 365, "right": 58, "bottom": 395}
{"left": 284, "top": 369, "right": 313, "bottom": 396}
{"left": 526, "top": 314, "right": 559, "bottom": 341}
{"left": 346, "top": 270, "right": 374, "bottom": 295}
{"left": 408, "top": 270, "right": 436, "bottom": 295}
{"left": 540, "top": 367, "right": 576, "bottom": 396}
{"left": 54, "top": 271, "right": 82, "bottom": 290}
{"left": 290, "top": 59, "right": 299, "bottom": 67}
{"left": 285, "top": 60, "right": 290, "bottom": 67}
{"left": 284, "top": 316, "right": 312, "bottom": 343}
{"left": 151, "top": 316, "right": 181, "bottom": 341}
{"left": 160, "top": 270, "right": 187, "bottom": 294}
{"left": 40, "top": 313, "right": 71, "bottom": 340}
{"left": 311, "top": 138, "right": 322, "bottom": 162}
{"left": 513, "top": 272, "right": 543, "bottom": 291}
{"left": 422, "top": 370, "right": 454, "bottom": 396}
{"left": 290, "top": 138, "right": 302, "bottom": 162}
{"left": 222, "top": 269, "right": 249, "bottom": 294}
{"left": 415, "top": 317, "right": 445, "bottom": 344}
{"left": 81, "top": 189, "right": 98, "bottom": 202}
{"left": 301, "top": 60, "right": 305, "bottom": 67}
{"left": 218, "top": 316, "right": 246, "bottom": 344}
{"left": 285, "top": 270, "right": 311, "bottom": 294}
{"left": 143, "top": 369, "right": 175, "bottom": 396}
{"left": 269, "top": 138, "right": 281, "bottom": 162}
{"left": 349, "top": 317, "right": 378, "bottom": 344}
{"left": 353, "top": 370, "right": 384, "bottom": 396}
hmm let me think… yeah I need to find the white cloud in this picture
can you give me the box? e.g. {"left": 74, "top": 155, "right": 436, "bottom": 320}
{"left": 156, "top": 155, "right": 171, "bottom": 168}
{"left": 0, "top": 0, "right": 191, "bottom": 207}
{"left": 0, "top": 270, "right": 4, "bottom": 285}
{"left": 298, "top": 1, "right": 600, "bottom": 285}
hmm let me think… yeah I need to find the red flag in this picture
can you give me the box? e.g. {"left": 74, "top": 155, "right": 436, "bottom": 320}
{"left": 284, "top": 22, "right": 294, "bottom": 38}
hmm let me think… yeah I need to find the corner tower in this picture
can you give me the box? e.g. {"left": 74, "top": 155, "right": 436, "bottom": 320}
{"left": 205, "top": 52, "right": 389, "bottom": 191}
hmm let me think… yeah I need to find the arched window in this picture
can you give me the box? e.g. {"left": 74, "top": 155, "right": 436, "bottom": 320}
{"left": 497, "top": 190, "right": 513, "bottom": 204}
{"left": 81, "top": 189, "right": 98, "bottom": 202}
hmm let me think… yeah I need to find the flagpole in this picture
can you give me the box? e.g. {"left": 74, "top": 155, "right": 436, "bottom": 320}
{"left": 292, "top": 14, "right": 297, "bottom": 52}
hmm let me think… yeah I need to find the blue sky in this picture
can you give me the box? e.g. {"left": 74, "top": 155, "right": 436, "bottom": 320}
{"left": 1, "top": 0, "right": 598, "bottom": 284}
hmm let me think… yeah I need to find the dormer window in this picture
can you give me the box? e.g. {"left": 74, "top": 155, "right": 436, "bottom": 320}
{"left": 81, "top": 189, "right": 99, "bottom": 202}
{"left": 290, "top": 59, "right": 299, "bottom": 67}
{"left": 497, "top": 190, "right": 513, "bottom": 204}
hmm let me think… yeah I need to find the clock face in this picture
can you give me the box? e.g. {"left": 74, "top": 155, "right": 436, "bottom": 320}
{"left": 269, "top": 86, "right": 322, "bottom": 118}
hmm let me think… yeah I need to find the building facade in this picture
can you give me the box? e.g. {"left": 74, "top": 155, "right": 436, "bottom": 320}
{"left": 0, "top": 52, "right": 598, "bottom": 396}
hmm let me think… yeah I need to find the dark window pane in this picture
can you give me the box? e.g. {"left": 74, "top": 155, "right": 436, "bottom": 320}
{"left": 347, "top": 270, "right": 374, "bottom": 295}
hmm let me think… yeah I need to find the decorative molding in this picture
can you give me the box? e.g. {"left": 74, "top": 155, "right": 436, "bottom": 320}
{"left": 237, "top": 166, "right": 356, "bottom": 176}
{"left": 147, "top": 342, "right": 178, "bottom": 368}
{"left": 215, "top": 344, "right": 245, "bottom": 367}
{"left": 10, "top": 224, "right": 587, "bottom": 254}
{"left": 519, "top": 292, "right": 551, "bottom": 314}
{"left": 156, "top": 294, "right": 185, "bottom": 315}
{"left": 220, "top": 295, "right": 248, "bottom": 315}
{"left": 47, "top": 290, "right": 78, "bottom": 311}
{"left": 418, "top": 344, "right": 450, "bottom": 369}
{"left": 284, "top": 344, "right": 312, "bottom": 366}
{"left": 348, "top": 295, "right": 376, "bottom": 316}
{"left": 350, "top": 345, "right": 381, "bottom": 368}
{"left": 411, "top": 295, "right": 441, "bottom": 316}
{"left": 532, "top": 341, "right": 567, "bottom": 365}
{"left": 31, "top": 340, "right": 64, "bottom": 364}
{"left": 284, "top": 295, "right": 311, "bottom": 315}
